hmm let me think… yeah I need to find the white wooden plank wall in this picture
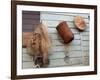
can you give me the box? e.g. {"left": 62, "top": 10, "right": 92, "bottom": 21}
{"left": 22, "top": 12, "right": 90, "bottom": 69}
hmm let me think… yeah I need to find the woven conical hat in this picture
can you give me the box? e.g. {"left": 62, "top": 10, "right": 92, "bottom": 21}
{"left": 74, "top": 16, "right": 86, "bottom": 31}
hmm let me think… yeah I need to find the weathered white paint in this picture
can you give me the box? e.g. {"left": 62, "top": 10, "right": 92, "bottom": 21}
{"left": 49, "top": 56, "right": 89, "bottom": 67}
{"left": 49, "top": 33, "right": 81, "bottom": 40}
{"left": 22, "top": 56, "right": 89, "bottom": 68}
{"left": 82, "top": 36, "right": 89, "bottom": 40}
{"left": 22, "top": 62, "right": 34, "bottom": 69}
{"left": 82, "top": 41, "right": 89, "bottom": 46}
{"left": 49, "top": 52, "right": 65, "bottom": 59}
{"left": 42, "top": 20, "right": 89, "bottom": 28}
{"left": 80, "top": 32, "right": 89, "bottom": 36}
{"left": 41, "top": 12, "right": 89, "bottom": 18}
{"left": 52, "top": 40, "right": 81, "bottom": 46}
{"left": 22, "top": 53, "right": 33, "bottom": 62}
{"left": 41, "top": 14, "right": 89, "bottom": 23}
{"left": 82, "top": 46, "right": 89, "bottom": 51}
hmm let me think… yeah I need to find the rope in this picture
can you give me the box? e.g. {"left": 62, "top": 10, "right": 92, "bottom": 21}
{"left": 33, "top": 64, "right": 40, "bottom": 68}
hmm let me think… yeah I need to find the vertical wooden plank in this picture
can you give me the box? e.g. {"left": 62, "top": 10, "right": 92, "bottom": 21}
{"left": 22, "top": 11, "right": 40, "bottom": 46}
{"left": 22, "top": 11, "right": 40, "bottom": 32}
